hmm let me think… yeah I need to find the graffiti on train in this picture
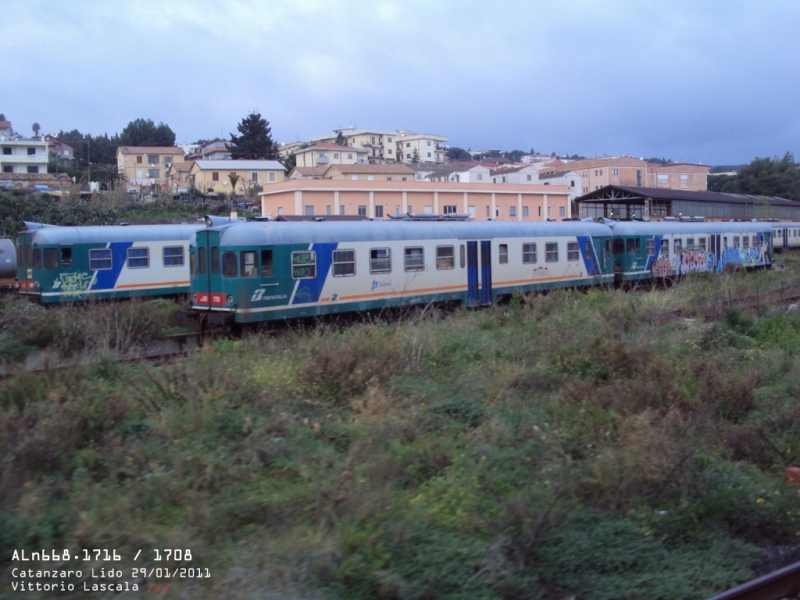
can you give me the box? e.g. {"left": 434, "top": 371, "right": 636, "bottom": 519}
{"left": 677, "top": 250, "right": 715, "bottom": 275}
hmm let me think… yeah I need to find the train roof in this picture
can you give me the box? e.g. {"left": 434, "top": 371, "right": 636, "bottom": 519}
{"left": 22, "top": 223, "right": 206, "bottom": 245}
{"left": 208, "top": 220, "right": 614, "bottom": 246}
{"left": 608, "top": 221, "right": 774, "bottom": 235}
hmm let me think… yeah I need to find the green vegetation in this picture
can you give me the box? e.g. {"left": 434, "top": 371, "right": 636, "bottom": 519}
{"left": 721, "top": 152, "right": 800, "bottom": 201}
{"left": 4, "top": 258, "right": 800, "bottom": 598}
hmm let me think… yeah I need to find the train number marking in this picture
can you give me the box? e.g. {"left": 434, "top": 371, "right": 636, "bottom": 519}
{"left": 331, "top": 294, "right": 338, "bottom": 301}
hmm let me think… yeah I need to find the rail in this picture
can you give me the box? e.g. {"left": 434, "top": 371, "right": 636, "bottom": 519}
{"left": 708, "top": 560, "right": 800, "bottom": 600}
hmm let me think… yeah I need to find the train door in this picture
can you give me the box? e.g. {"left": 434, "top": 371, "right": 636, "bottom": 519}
{"left": 192, "top": 229, "right": 224, "bottom": 311}
{"left": 466, "top": 240, "right": 492, "bottom": 306}
{"left": 783, "top": 228, "right": 789, "bottom": 250}
{"left": 710, "top": 234, "right": 721, "bottom": 266}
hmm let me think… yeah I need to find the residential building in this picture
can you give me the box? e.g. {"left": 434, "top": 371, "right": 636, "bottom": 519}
{"left": 489, "top": 165, "right": 540, "bottom": 184}
{"left": 395, "top": 130, "right": 447, "bottom": 164}
{"left": 537, "top": 170, "right": 582, "bottom": 203}
{"left": 0, "top": 120, "right": 49, "bottom": 175}
{"left": 188, "top": 159, "right": 285, "bottom": 195}
{"left": 544, "top": 157, "right": 709, "bottom": 195}
{"left": 294, "top": 143, "right": 368, "bottom": 168}
{"left": 165, "top": 161, "right": 194, "bottom": 194}
{"left": 43, "top": 135, "right": 74, "bottom": 167}
{"left": 287, "top": 166, "right": 329, "bottom": 180}
{"left": 258, "top": 179, "right": 570, "bottom": 221}
{"left": 322, "top": 163, "right": 415, "bottom": 181}
{"left": 422, "top": 164, "right": 491, "bottom": 184}
{"left": 117, "top": 146, "right": 187, "bottom": 192}
{"left": 187, "top": 141, "right": 231, "bottom": 161}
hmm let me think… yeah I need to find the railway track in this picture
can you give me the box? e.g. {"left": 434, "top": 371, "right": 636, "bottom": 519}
{"left": 708, "top": 560, "right": 800, "bottom": 600}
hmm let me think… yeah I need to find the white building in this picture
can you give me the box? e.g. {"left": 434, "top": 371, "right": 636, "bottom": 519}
{"left": 0, "top": 120, "right": 49, "bottom": 175}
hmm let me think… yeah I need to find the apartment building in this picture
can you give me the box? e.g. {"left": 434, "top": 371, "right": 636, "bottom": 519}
{"left": 323, "top": 163, "right": 415, "bottom": 181}
{"left": 0, "top": 120, "right": 49, "bottom": 175}
{"left": 294, "top": 143, "right": 368, "bottom": 168}
{"left": 117, "top": 146, "right": 186, "bottom": 192}
{"left": 395, "top": 130, "right": 447, "bottom": 163}
{"left": 187, "top": 159, "right": 285, "bottom": 195}
{"left": 544, "top": 157, "right": 709, "bottom": 194}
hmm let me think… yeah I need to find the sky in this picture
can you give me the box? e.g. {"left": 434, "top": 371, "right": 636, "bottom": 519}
{"left": 3, "top": 0, "right": 799, "bottom": 166}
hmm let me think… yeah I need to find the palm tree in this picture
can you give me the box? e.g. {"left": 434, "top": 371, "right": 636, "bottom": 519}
{"left": 32, "top": 122, "right": 41, "bottom": 138}
{"left": 96, "top": 164, "right": 127, "bottom": 191}
{"left": 228, "top": 173, "right": 241, "bottom": 204}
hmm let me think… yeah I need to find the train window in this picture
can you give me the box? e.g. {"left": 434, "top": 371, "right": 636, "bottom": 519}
{"left": 89, "top": 248, "right": 112, "bottom": 270}
{"left": 523, "top": 243, "right": 537, "bottom": 264}
{"left": 613, "top": 239, "right": 624, "bottom": 256}
{"left": 626, "top": 238, "right": 636, "bottom": 254}
{"left": 646, "top": 239, "right": 655, "bottom": 255}
{"left": 127, "top": 247, "right": 149, "bottom": 269}
{"left": 190, "top": 252, "right": 196, "bottom": 277}
{"left": 605, "top": 239, "right": 612, "bottom": 257}
{"left": 44, "top": 248, "right": 58, "bottom": 269}
{"left": 437, "top": 246, "right": 455, "bottom": 269}
{"left": 222, "top": 252, "right": 238, "bottom": 278}
{"left": 370, "top": 248, "right": 391, "bottom": 274}
{"left": 567, "top": 242, "right": 579, "bottom": 261}
{"left": 674, "top": 239, "right": 682, "bottom": 254}
{"left": 723, "top": 237, "right": 728, "bottom": 248}
{"left": 292, "top": 251, "right": 316, "bottom": 279}
{"left": 198, "top": 247, "right": 206, "bottom": 275}
{"left": 460, "top": 244, "right": 466, "bottom": 268}
{"left": 211, "top": 247, "right": 220, "bottom": 274}
{"left": 699, "top": 238, "right": 707, "bottom": 251}
{"left": 733, "top": 236, "right": 739, "bottom": 248}
{"left": 61, "top": 248, "right": 72, "bottom": 269}
{"left": 164, "top": 246, "right": 184, "bottom": 267}
{"left": 498, "top": 244, "right": 508, "bottom": 265}
{"left": 404, "top": 247, "right": 424, "bottom": 271}
{"left": 743, "top": 236, "right": 750, "bottom": 249}
{"left": 333, "top": 249, "right": 356, "bottom": 277}
{"left": 261, "top": 250, "right": 274, "bottom": 277}
{"left": 660, "top": 240, "right": 669, "bottom": 258}
{"left": 585, "top": 241, "right": 592, "bottom": 259}
{"left": 545, "top": 242, "right": 558, "bottom": 263}
{"left": 687, "top": 237, "right": 695, "bottom": 248}
{"left": 32, "top": 248, "right": 42, "bottom": 270}
{"left": 241, "top": 251, "right": 258, "bottom": 278}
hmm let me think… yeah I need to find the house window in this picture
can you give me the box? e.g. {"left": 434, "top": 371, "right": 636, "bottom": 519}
{"left": 612, "top": 169, "right": 618, "bottom": 175}
{"left": 401, "top": 177, "right": 407, "bottom": 181}
{"left": 268, "top": 171, "right": 276, "bottom": 182}
{"left": 147, "top": 169, "right": 159, "bottom": 179}
{"left": 387, "top": 137, "right": 392, "bottom": 142}
{"left": 387, "top": 177, "right": 392, "bottom": 181}
{"left": 251, "top": 172, "right": 258, "bottom": 182}
{"left": 261, "top": 250, "right": 273, "bottom": 277}
{"left": 526, "top": 174, "right": 532, "bottom": 181}
{"left": 523, "top": 206, "right": 529, "bottom": 217}
{"left": 444, "top": 205, "right": 457, "bottom": 214}
{"left": 2, "top": 166, "right": 12, "bottom": 173}
{"left": 89, "top": 249, "right": 113, "bottom": 270}
{"left": 292, "top": 251, "right": 316, "bottom": 279}
{"left": 658, "top": 174, "right": 668, "bottom": 183}
{"left": 212, "top": 172, "right": 219, "bottom": 181}
{"left": 559, "top": 207, "right": 566, "bottom": 217}
{"left": 545, "top": 242, "right": 558, "bottom": 262}
{"left": 567, "top": 242, "right": 579, "bottom": 261}
{"left": 348, "top": 153, "right": 353, "bottom": 159}
{"left": 427, "top": 141, "right": 432, "bottom": 146}
{"left": 509, "top": 206, "right": 517, "bottom": 217}
{"left": 436, "top": 246, "right": 455, "bottom": 270}
{"left": 339, "top": 206, "right": 345, "bottom": 215}
{"left": 499, "top": 244, "right": 509, "bottom": 264}
{"left": 136, "top": 156, "right": 143, "bottom": 163}
{"left": 2, "top": 147, "right": 11, "bottom": 155}
{"left": 147, "top": 155, "right": 159, "bottom": 164}
{"left": 163, "top": 246, "right": 184, "bottom": 267}
{"left": 27, "top": 147, "right": 36, "bottom": 155}
{"left": 375, "top": 205, "right": 384, "bottom": 217}
{"left": 406, "top": 143, "right": 411, "bottom": 148}
{"left": 127, "top": 247, "right": 149, "bottom": 269}
{"left": 427, "top": 152, "right": 431, "bottom": 157}
{"left": 404, "top": 247, "right": 424, "bottom": 271}
{"left": 27, "top": 166, "right": 39, "bottom": 174}
{"left": 406, "top": 154, "right": 411, "bottom": 159}
{"left": 486, "top": 206, "right": 490, "bottom": 217}
{"left": 334, "top": 153, "right": 339, "bottom": 159}
{"left": 358, "top": 205, "right": 367, "bottom": 216}
{"left": 241, "top": 251, "right": 258, "bottom": 277}
{"left": 523, "top": 243, "right": 536, "bottom": 264}
{"left": 332, "top": 249, "right": 356, "bottom": 276}
{"left": 477, "top": 173, "right": 483, "bottom": 181}
{"left": 370, "top": 248, "right": 391, "bottom": 273}
{"left": 164, "top": 156, "right": 172, "bottom": 166}
{"left": 304, "top": 205, "right": 314, "bottom": 216}
{"left": 538, "top": 207, "right": 542, "bottom": 217}
{"left": 352, "top": 175, "right": 358, "bottom": 180}
{"left": 326, "top": 205, "right": 332, "bottom": 215}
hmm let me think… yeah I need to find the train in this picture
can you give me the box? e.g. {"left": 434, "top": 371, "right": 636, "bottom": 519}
{"left": 770, "top": 222, "right": 800, "bottom": 252}
{"left": 186, "top": 218, "right": 774, "bottom": 325}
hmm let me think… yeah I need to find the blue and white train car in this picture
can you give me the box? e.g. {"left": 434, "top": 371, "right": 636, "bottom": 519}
{"left": 607, "top": 221, "right": 773, "bottom": 283}
{"left": 188, "top": 220, "right": 615, "bottom": 324}
{"left": 17, "top": 222, "right": 206, "bottom": 303}
{"left": 768, "top": 222, "right": 800, "bottom": 252}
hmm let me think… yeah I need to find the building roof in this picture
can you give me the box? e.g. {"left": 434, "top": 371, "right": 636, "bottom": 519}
{"left": 489, "top": 165, "right": 534, "bottom": 176}
{"left": 326, "top": 163, "right": 415, "bottom": 175}
{"left": 169, "top": 162, "right": 194, "bottom": 173}
{"left": 194, "top": 159, "right": 284, "bottom": 170}
{"left": 274, "top": 215, "right": 370, "bottom": 222}
{"left": 288, "top": 166, "right": 328, "bottom": 178}
{"left": 577, "top": 185, "right": 800, "bottom": 207}
{"left": 118, "top": 146, "right": 184, "bottom": 155}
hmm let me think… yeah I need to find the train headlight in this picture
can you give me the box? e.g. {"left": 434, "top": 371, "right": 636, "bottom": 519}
{"left": 226, "top": 295, "right": 234, "bottom": 306}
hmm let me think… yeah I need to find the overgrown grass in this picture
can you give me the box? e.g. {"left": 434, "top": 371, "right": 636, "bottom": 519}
{"left": 4, "top": 259, "right": 800, "bottom": 598}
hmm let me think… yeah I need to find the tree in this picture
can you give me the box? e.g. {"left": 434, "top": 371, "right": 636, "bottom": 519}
{"left": 722, "top": 152, "right": 800, "bottom": 201}
{"left": 280, "top": 151, "right": 297, "bottom": 173}
{"left": 411, "top": 149, "right": 420, "bottom": 164}
{"left": 334, "top": 131, "right": 347, "bottom": 146}
{"left": 228, "top": 173, "right": 241, "bottom": 203}
{"left": 446, "top": 147, "right": 472, "bottom": 162}
{"left": 119, "top": 118, "right": 176, "bottom": 147}
{"left": 227, "top": 112, "right": 277, "bottom": 160}
{"left": 95, "top": 164, "right": 127, "bottom": 191}
{"left": 32, "top": 122, "right": 41, "bottom": 137}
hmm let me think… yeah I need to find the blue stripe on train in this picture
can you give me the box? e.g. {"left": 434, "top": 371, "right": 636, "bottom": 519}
{"left": 292, "top": 243, "right": 337, "bottom": 304}
{"left": 92, "top": 242, "right": 133, "bottom": 290}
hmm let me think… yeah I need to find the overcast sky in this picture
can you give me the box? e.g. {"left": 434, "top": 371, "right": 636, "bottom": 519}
{"left": 4, "top": 0, "right": 799, "bottom": 165}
